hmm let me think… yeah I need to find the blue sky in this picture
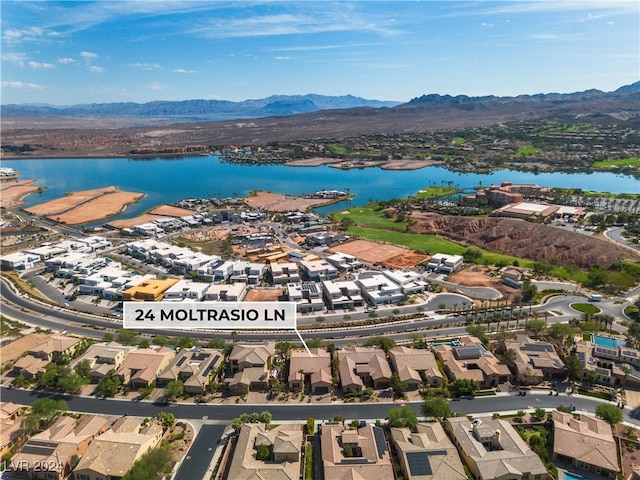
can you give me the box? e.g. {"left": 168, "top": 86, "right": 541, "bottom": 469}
{"left": 1, "top": 1, "right": 638, "bottom": 105}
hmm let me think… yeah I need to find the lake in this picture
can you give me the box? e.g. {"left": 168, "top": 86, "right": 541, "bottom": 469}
{"left": 2, "top": 156, "right": 639, "bottom": 222}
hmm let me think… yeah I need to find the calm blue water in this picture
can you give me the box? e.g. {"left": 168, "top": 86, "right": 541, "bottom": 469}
{"left": 592, "top": 335, "right": 626, "bottom": 348}
{"left": 562, "top": 472, "right": 588, "bottom": 480}
{"left": 2, "top": 156, "right": 639, "bottom": 224}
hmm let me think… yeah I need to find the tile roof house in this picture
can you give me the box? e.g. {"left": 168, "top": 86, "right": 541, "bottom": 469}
{"left": 321, "top": 422, "right": 394, "bottom": 480}
{"left": 12, "top": 415, "right": 110, "bottom": 480}
{"left": 445, "top": 416, "right": 547, "bottom": 480}
{"left": 114, "top": 346, "right": 175, "bottom": 388}
{"left": 70, "top": 341, "right": 137, "bottom": 382}
{"left": 552, "top": 410, "right": 620, "bottom": 478}
{"left": 226, "top": 423, "right": 303, "bottom": 480}
{"left": 433, "top": 336, "right": 511, "bottom": 389}
{"left": 337, "top": 346, "right": 392, "bottom": 393}
{"left": 156, "top": 347, "right": 224, "bottom": 394}
{"left": 388, "top": 346, "right": 443, "bottom": 390}
{"left": 227, "top": 342, "right": 275, "bottom": 394}
{"left": 72, "top": 417, "right": 163, "bottom": 480}
{"left": 288, "top": 348, "right": 333, "bottom": 395}
{"left": 504, "top": 334, "right": 565, "bottom": 384}
{"left": 29, "top": 335, "right": 84, "bottom": 362}
{"left": 1, "top": 402, "right": 23, "bottom": 457}
{"left": 12, "top": 354, "right": 49, "bottom": 379}
{"left": 390, "top": 422, "right": 466, "bottom": 480}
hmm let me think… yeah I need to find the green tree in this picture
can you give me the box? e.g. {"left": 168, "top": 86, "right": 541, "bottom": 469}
{"left": 96, "top": 370, "right": 121, "bottom": 397}
{"left": 58, "top": 372, "right": 86, "bottom": 394}
{"left": 549, "top": 323, "right": 575, "bottom": 343}
{"left": 207, "top": 337, "right": 226, "bottom": 349}
{"left": 387, "top": 405, "right": 418, "bottom": 429}
{"left": 363, "top": 336, "right": 395, "bottom": 352}
{"left": 524, "top": 319, "right": 547, "bottom": 338}
{"left": 306, "top": 418, "right": 315, "bottom": 434}
{"left": 74, "top": 359, "right": 92, "bottom": 379}
{"left": 164, "top": 380, "right": 184, "bottom": 400}
{"left": 450, "top": 378, "right": 480, "bottom": 398}
{"left": 390, "top": 372, "right": 408, "bottom": 399}
{"left": 422, "top": 398, "right": 453, "bottom": 420}
{"left": 521, "top": 278, "right": 537, "bottom": 303}
{"left": 595, "top": 404, "right": 623, "bottom": 425}
{"left": 29, "top": 398, "right": 67, "bottom": 428}
{"left": 156, "top": 411, "right": 176, "bottom": 428}
{"left": 122, "top": 444, "right": 173, "bottom": 480}
{"left": 259, "top": 411, "right": 272, "bottom": 426}
{"left": 465, "top": 325, "right": 488, "bottom": 344}
{"left": 256, "top": 443, "right": 271, "bottom": 460}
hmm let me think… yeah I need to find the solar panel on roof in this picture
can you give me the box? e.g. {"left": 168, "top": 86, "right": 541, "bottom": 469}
{"left": 522, "top": 343, "right": 553, "bottom": 352}
{"left": 373, "top": 426, "right": 386, "bottom": 459}
{"left": 454, "top": 346, "right": 481, "bottom": 359}
{"left": 176, "top": 356, "right": 188, "bottom": 367}
{"left": 406, "top": 452, "right": 433, "bottom": 476}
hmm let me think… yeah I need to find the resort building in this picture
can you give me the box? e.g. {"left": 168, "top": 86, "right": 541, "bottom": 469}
{"left": 552, "top": 411, "right": 620, "bottom": 478}
{"left": 321, "top": 422, "right": 394, "bottom": 480}
{"left": 337, "top": 346, "right": 392, "bottom": 393}
{"left": 388, "top": 346, "right": 443, "bottom": 390}
{"left": 226, "top": 423, "right": 303, "bottom": 480}
{"left": 445, "top": 416, "right": 547, "bottom": 480}
{"left": 390, "top": 422, "right": 466, "bottom": 480}
{"left": 288, "top": 348, "right": 333, "bottom": 395}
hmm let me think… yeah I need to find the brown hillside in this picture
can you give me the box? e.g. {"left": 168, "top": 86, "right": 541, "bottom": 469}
{"left": 409, "top": 213, "right": 640, "bottom": 268}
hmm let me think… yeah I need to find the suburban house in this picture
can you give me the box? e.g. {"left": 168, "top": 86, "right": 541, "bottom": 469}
{"left": 504, "top": 334, "right": 565, "bottom": 384}
{"left": 270, "top": 262, "right": 301, "bottom": 285}
{"left": 114, "top": 347, "right": 175, "bottom": 388}
{"left": 445, "top": 416, "right": 547, "bottom": 480}
{"left": 161, "top": 279, "right": 211, "bottom": 301}
{"left": 156, "top": 347, "right": 224, "bottom": 394}
{"left": 390, "top": 422, "right": 466, "bottom": 480}
{"left": 288, "top": 348, "right": 333, "bottom": 395}
{"left": 325, "top": 251, "right": 362, "bottom": 271}
{"left": 122, "top": 278, "right": 180, "bottom": 301}
{"left": 204, "top": 282, "right": 247, "bottom": 301}
{"left": 12, "top": 415, "right": 110, "bottom": 480}
{"left": 321, "top": 422, "right": 394, "bottom": 480}
{"left": 337, "top": 346, "right": 392, "bottom": 393}
{"left": 433, "top": 336, "right": 512, "bottom": 389}
{"left": 227, "top": 342, "right": 275, "bottom": 394}
{"left": 287, "top": 282, "right": 324, "bottom": 312}
{"left": 426, "top": 253, "right": 463, "bottom": 273}
{"left": 382, "top": 269, "right": 429, "bottom": 294}
{"left": 226, "top": 423, "right": 303, "bottom": 480}
{"left": 299, "top": 259, "right": 339, "bottom": 282}
{"left": 70, "top": 342, "right": 137, "bottom": 382}
{"left": 388, "top": 346, "right": 443, "bottom": 390}
{"left": 0, "top": 251, "right": 41, "bottom": 270}
{"left": 321, "top": 279, "right": 365, "bottom": 310}
{"left": 12, "top": 355, "right": 49, "bottom": 379}
{"left": 72, "top": 417, "right": 163, "bottom": 480}
{"left": 29, "top": 335, "right": 84, "bottom": 362}
{"left": 552, "top": 411, "right": 620, "bottom": 478}
{"left": 356, "top": 273, "right": 405, "bottom": 305}
{"left": 1, "top": 402, "right": 23, "bottom": 457}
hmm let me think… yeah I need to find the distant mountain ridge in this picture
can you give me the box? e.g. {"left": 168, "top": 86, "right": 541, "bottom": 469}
{"left": 1, "top": 94, "right": 400, "bottom": 120}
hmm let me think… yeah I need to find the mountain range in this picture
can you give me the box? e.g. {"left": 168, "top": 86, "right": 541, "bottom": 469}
{"left": 1, "top": 94, "right": 400, "bottom": 121}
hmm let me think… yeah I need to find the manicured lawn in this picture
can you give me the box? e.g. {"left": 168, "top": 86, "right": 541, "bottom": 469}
{"left": 517, "top": 146, "right": 543, "bottom": 156}
{"left": 333, "top": 204, "right": 406, "bottom": 229}
{"left": 592, "top": 157, "right": 640, "bottom": 169}
{"left": 346, "top": 226, "right": 464, "bottom": 254}
{"left": 571, "top": 303, "right": 601, "bottom": 314}
{"left": 413, "top": 186, "right": 460, "bottom": 199}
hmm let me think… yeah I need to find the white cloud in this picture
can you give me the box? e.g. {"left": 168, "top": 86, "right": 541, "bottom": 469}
{"left": 1, "top": 53, "right": 28, "bottom": 66}
{"left": 27, "top": 61, "right": 55, "bottom": 69}
{"left": 2, "top": 26, "right": 47, "bottom": 44}
{"left": 80, "top": 51, "right": 99, "bottom": 59}
{"left": 58, "top": 57, "right": 76, "bottom": 64}
{"left": 143, "top": 82, "right": 165, "bottom": 91}
{"left": 275, "top": 56, "right": 290, "bottom": 61}
{"left": 130, "top": 62, "right": 161, "bottom": 70}
{"left": 89, "top": 65, "right": 105, "bottom": 73}
{"left": 1, "top": 81, "right": 44, "bottom": 90}
{"left": 173, "top": 68, "right": 197, "bottom": 73}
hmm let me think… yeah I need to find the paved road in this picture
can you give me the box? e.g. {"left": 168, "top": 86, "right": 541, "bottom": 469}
{"left": 174, "top": 424, "right": 226, "bottom": 480}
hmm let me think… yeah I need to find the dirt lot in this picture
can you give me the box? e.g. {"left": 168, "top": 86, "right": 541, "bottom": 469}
{"left": 410, "top": 212, "right": 640, "bottom": 268}
{"left": 243, "top": 190, "right": 339, "bottom": 212}
{"left": 25, "top": 186, "right": 145, "bottom": 225}
{"left": 244, "top": 288, "right": 285, "bottom": 302}
{"left": 448, "top": 264, "right": 521, "bottom": 302}
{"left": 380, "top": 159, "right": 443, "bottom": 170}
{"left": 328, "top": 239, "right": 424, "bottom": 266}
{"left": 149, "top": 205, "right": 195, "bottom": 217}
{"left": 0, "top": 180, "right": 41, "bottom": 208}
{"left": 104, "top": 204, "right": 196, "bottom": 228}
{"left": 287, "top": 157, "right": 344, "bottom": 167}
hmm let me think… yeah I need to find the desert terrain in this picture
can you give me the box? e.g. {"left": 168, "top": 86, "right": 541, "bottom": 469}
{"left": 243, "top": 190, "right": 343, "bottom": 212}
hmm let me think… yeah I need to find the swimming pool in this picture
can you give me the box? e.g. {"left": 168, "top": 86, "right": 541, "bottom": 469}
{"left": 562, "top": 471, "right": 588, "bottom": 480}
{"left": 592, "top": 334, "right": 625, "bottom": 348}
